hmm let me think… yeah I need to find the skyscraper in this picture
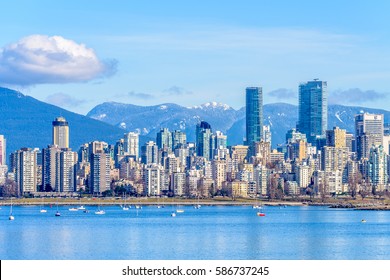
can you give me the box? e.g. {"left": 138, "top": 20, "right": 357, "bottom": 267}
{"left": 52, "top": 117, "right": 69, "bottom": 149}
{"left": 124, "top": 132, "right": 139, "bottom": 160}
{"left": 245, "top": 87, "right": 263, "bottom": 147}
{"left": 355, "top": 113, "right": 383, "bottom": 160}
{"left": 196, "top": 121, "right": 213, "bottom": 160}
{"left": 13, "top": 148, "right": 38, "bottom": 195}
{"left": 141, "top": 141, "right": 158, "bottom": 164}
{"left": 297, "top": 80, "right": 328, "bottom": 145}
{"left": 156, "top": 128, "right": 173, "bottom": 152}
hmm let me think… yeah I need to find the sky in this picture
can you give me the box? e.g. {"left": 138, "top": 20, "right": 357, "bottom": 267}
{"left": 1, "top": 0, "right": 390, "bottom": 114}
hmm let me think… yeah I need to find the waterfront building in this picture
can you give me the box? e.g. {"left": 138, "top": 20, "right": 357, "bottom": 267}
{"left": 42, "top": 145, "right": 61, "bottom": 191}
{"left": 211, "top": 159, "right": 227, "bottom": 191}
{"left": 186, "top": 169, "right": 202, "bottom": 197}
{"left": 59, "top": 149, "right": 77, "bottom": 192}
{"left": 144, "top": 164, "right": 163, "bottom": 196}
{"left": 171, "top": 172, "right": 186, "bottom": 196}
{"left": 124, "top": 132, "right": 139, "bottom": 160}
{"left": 313, "top": 170, "right": 343, "bottom": 194}
{"left": 254, "top": 165, "right": 268, "bottom": 195}
{"left": 90, "top": 151, "right": 111, "bottom": 195}
{"left": 0, "top": 135, "right": 6, "bottom": 165}
{"left": 245, "top": 87, "right": 263, "bottom": 149}
{"left": 321, "top": 146, "right": 349, "bottom": 183}
{"left": 198, "top": 177, "right": 215, "bottom": 197}
{"left": 367, "top": 145, "right": 388, "bottom": 191}
{"left": 224, "top": 180, "right": 249, "bottom": 198}
{"left": 0, "top": 164, "right": 8, "bottom": 185}
{"left": 52, "top": 117, "right": 69, "bottom": 149}
{"left": 14, "top": 148, "right": 38, "bottom": 194}
{"left": 296, "top": 164, "right": 311, "bottom": 189}
{"left": 297, "top": 80, "right": 328, "bottom": 145}
{"left": 285, "top": 181, "right": 300, "bottom": 196}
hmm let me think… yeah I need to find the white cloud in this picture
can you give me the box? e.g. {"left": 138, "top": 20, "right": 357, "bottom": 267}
{"left": 0, "top": 35, "right": 117, "bottom": 85}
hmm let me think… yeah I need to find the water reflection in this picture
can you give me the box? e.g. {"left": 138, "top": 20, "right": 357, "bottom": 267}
{"left": 1, "top": 205, "right": 390, "bottom": 260}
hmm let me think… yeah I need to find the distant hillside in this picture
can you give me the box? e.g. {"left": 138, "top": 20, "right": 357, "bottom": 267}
{"left": 0, "top": 87, "right": 128, "bottom": 155}
{"left": 2, "top": 86, "right": 390, "bottom": 157}
{"left": 87, "top": 100, "right": 390, "bottom": 147}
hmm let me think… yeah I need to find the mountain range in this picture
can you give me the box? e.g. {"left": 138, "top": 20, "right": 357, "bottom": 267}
{"left": 1, "top": 86, "right": 390, "bottom": 156}
{"left": 87, "top": 101, "right": 390, "bottom": 147}
{"left": 0, "top": 87, "right": 127, "bottom": 154}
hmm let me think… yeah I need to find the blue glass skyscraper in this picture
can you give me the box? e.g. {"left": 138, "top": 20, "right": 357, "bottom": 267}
{"left": 297, "top": 80, "right": 327, "bottom": 145}
{"left": 245, "top": 87, "right": 263, "bottom": 147}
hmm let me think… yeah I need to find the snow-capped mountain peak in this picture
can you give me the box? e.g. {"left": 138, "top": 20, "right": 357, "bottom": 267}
{"left": 188, "top": 101, "right": 231, "bottom": 110}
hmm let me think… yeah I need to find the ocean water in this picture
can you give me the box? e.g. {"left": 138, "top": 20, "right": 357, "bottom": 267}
{"left": 0, "top": 205, "right": 389, "bottom": 260}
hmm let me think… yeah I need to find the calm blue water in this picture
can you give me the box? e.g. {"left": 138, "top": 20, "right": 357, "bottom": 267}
{"left": 0, "top": 205, "right": 389, "bottom": 260}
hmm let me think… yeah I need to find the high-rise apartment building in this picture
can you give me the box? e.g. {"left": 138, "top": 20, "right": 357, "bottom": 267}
{"left": 326, "top": 127, "right": 346, "bottom": 148}
{"left": 144, "top": 164, "right": 163, "bottom": 196}
{"left": 124, "top": 132, "right": 139, "bottom": 160}
{"left": 196, "top": 121, "right": 213, "bottom": 160}
{"left": 367, "top": 145, "right": 388, "bottom": 191}
{"left": 297, "top": 80, "right": 328, "bottom": 145}
{"left": 0, "top": 135, "right": 6, "bottom": 165}
{"left": 42, "top": 145, "right": 61, "bottom": 191}
{"left": 172, "top": 130, "right": 187, "bottom": 149}
{"left": 52, "top": 117, "right": 69, "bottom": 149}
{"left": 90, "top": 152, "right": 110, "bottom": 195}
{"left": 245, "top": 87, "right": 263, "bottom": 148}
{"left": 59, "top": 149, "right": 77, "bottom": 192}
{"left": 14, "top": 148, "right": 38, "bottom": 194}
{"left": 156, "top": 128, "right": 173, "bottom": 152}
{"left": 355, "top": 113, "right": 383, "bottom": 160}
{"left": 141, "top": 141, "right": 158, "bottom": 164}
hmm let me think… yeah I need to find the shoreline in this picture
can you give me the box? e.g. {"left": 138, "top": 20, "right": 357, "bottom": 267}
{"left": 1, "top": 198, "right": 389, "bottom": 210}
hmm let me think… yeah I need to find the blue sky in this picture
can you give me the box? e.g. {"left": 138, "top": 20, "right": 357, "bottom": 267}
{"left": 1, "top": 0, "right": 390, "bottom": 113}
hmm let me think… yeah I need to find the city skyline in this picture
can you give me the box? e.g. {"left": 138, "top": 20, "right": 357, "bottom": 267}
{"left": 1, "top": 1, "right": 390, "bottom": 114}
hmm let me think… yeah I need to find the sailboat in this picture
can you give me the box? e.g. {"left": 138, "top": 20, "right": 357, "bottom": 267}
{"left": 255, "top": 196, "right": 265, "bottom": 217}
{"left": 122, "top": 194, "right": 129, "bottom": 210}
{"left": 256, "top": 204, "right": 265, "bottom": 217}
{"left": 40, "top": 198, "right": 47, "bottom": 213}
{"left": 194, "top": 195, "right": 201, "bottom": 209}
{"left": 95, "top": 200, "right": 105, "bottom": 215}
{"left": 176, "top": 204, "right": 184, "bottom": 213}
{"left": 9, "top": 198, "right": 15, "bottom": 220}
{"left": 55, "top": 202, "right": 61, "bottom": 216}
